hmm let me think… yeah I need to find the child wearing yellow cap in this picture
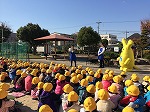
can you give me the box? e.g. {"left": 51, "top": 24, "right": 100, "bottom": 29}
{"left": 108, "top": 84, "right": 121, "bottom": 110}
{"left": 36, "top": 82, "right": 44, "bottom": 100}
{"left": 130, "top": 74, "right": 144, "bottom": 95}
{"left": 119, "top": 85, "right": 145, "bottom": 112}
{"left": 65, "top": 91, "right": 81, "bottom": 112}
{"left": 77, "top": 79, "right": 88, "bottom": 105}
{"left": 39, "top": 68, "right": 46, "bottom": 82}
{"left": 38, "top": 83, "right": 57, "bottom": 112}
{"left": 80, "top": 97, "right": 96, "bottom": 112}
{"left": 0, "top": 89, "right": 15, "bottom": 112}
{"left": 142, "top": 75, "right": 150, "bottom": 93}
{"left": 70, "top": 76, "right": 80, "bottom": 93}
{"left": 31, "top": 77, "right": 40, "bottom": 100}
{"left": 61, "top": 84, "right": 73, "bottom": 111}
{"left": 96, "top": 89, "right": 115, "bottom": 112}
{"left": 112, "top": 75, "right": 124, "bottom": 97}
{"left": 43, "top": 69, "right": 53, "bottom": 83}
{"left": 12, "top": 71, "right": 27, "bottom": 92}
{"left": 24, "top": 69, "right": 36, "bottom": 94}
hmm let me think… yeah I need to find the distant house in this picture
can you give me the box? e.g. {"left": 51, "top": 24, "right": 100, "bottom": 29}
{"left": 127, "top": 33, "right": 141, "bottom": 41}
{"left": 100, "top": 34, "right": 119, "bottom": 50}
{"left": 7, "top": 33, "right": 18, "bottom": 42}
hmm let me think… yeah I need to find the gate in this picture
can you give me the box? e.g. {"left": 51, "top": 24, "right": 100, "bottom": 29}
{"left": 0, "top": 42, "right": 29, "bottom": 61}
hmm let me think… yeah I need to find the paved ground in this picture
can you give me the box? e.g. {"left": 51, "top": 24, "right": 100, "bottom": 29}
{"left": 30, "top": 58, "right": 150, "bottom": 79}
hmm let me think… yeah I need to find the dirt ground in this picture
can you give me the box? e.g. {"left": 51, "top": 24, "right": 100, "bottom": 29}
{"left": 6, "top": 59, "right": 150, "bottom": 112}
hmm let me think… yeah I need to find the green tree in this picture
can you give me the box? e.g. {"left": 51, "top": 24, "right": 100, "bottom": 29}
{"left": 101, "top": 39, "right": 108, "bottom": 48}
{"left": 140, "top": 20, "right": 150, "bottom": 57}
{"left": 0, "top": 22, "right": 12, "bottom": 42}
{"left": 77, "top": 26, "right": 101, "bottom": 55}
{"left": 17, "top": 23, "right": 50, "bottom": 54}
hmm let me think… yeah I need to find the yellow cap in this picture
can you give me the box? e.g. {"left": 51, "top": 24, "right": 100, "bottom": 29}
{"left": 55, "top": 73, "right": 60, "bottom": 79}
{"left": 113, "top": 76, "right": 121, "bottom": 83}
{"left": 86, "top": 76, "right": 94, "bottom": 82}
{"left": 120, "top": 71, "right": 126, "bottom": 76}
{"left": 95, "top": 81, "right": 103, "bottom": 90}
{"left": 0, "top": 83, "right": 10, "bottom": 91}
{"left": 71, "top": 66, "right": 76, "bottom": 71}
{"left": 64, "top": 71, "right": 70, "bottom": 76}
{"left": 108, "top": 70, "right": 114, "bottom": 75}
{"left": 122, "top": 106, "right": 134, "bottom": 112}
{"left": 75, "top": 69, "right": 81, "bottom": 74}
{"left": 41, "top": 68, "right": 46, "bottom": 73}
{"left": 81, "top": 70, "right": 86, "bottom": 75}
{"left": 16, "top": 70, "right": 23, "bottom": 75}
{"left": 50, "top": 61, "right": 55, "bottom": 65}
{"left": 89, "top": 71, "right": 94, "bottom": 76}
{"left": 80, "top": 79, "right": 88, "bottom": 87}
{"left": 54, "top": 66, "right": 59, "bottom": 71}
{"left": 86, "top": 84, "right": 96, "bottom": 94}
{"left": 105, "top": 69, "right": 110, "bottom": 74}
{"left": 143, "top": 76, "right": 150, "bottom": 82}
{"left": 1, "top": 72, "right": 8, "bottom": 77}
{"left": 0, "top": 75, "right": 5, "bottom": 81}
{"left": 85, "top": 67, "right": 90, "bottom": 71}
{"left": 147, "top": 85, "right": 150, "bottom": 91}
{"left": 77, "top": 74, "right": 83, "bottom": 80}
{"left": 131, "top": 75, "right": 139, "bottom": 82}
{"left": 21, "top": 71, "right": 27, "bottom": 77}
{"left": 94, "top": 72, "right": 100, "bottom": 78}
{"left": 46, "top": 69, "right": 52, "bottom": 74}
{"left": 68, "top": 91, "right": 79, "bottom": 102}
{"left": 63, "top": 84, "right": 73, "bottom": 93}
{"left": 131, "top": 73, "right": 137, "bottom": 78}
{"left": 71, "top": 73, "right": 77, "bottom": 77}
{"left": 125, "top": 80, "right": 133, "bottom": 87}
{"left": 108, "top": 84, "right": 118, "bottom": 93}
{"left": 102, "top": 74, "right": 110, "bottom": 80}
{"left": 84, "top": 97, "right": 96, "bottom": 111}
{"left": 37, "top": 82, "right": 44, "bottom": 89}
{"left": 96, "top": 68, "right": 102, "bottom": 74}
{"left": 68, "top": 109, "right": 78, "bottom": 112}
{"left": 43, "top": 83, "right": 53, "bottom": 92}
{"left": 32, "top": 77, "right": 40, "bottom": 84}
{"left": 49, "top": 66, "right": 53, "bottom": 70}
{"left": 58, "top": 75, "right": 66, "bottom": 81}
{"left": 26, "top": 67, "right": 31, "bottom": 72}
{"left": 98, "top": 89, "right": 109, "bottom": 100}
{"left": 126, "top": 85, "right": 140, "bottom": 96}
{"left": 77, "top": 65, "right": 82, "bottom": 70}
{"left": 39, "top": 104, "right": 53, "bottom": 112}
{"left": 70, "top": 76, "right": 79, "bottom": 83}
{"left": 0, "top": 89, "right": 8, "bottom": 99}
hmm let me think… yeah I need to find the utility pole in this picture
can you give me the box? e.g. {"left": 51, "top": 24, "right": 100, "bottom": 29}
{"left": 96, "top": 21, "right": 102, "bottom": 34}
{"left": 125, "top": 30, "right": 129, "bottom": 39}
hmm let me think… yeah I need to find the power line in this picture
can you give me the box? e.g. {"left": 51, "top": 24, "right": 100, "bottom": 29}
{"left": 48, "top": 20, "right": 140, "bottom": 30}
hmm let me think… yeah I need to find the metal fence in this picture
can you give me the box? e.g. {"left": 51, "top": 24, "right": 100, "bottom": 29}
{"left": 0, "top": 42, "right": 28, "bottom": 61}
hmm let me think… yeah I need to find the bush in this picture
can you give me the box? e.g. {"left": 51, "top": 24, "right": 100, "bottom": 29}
{"left": 104, "top": 51, "right": 119, "bottom": 59}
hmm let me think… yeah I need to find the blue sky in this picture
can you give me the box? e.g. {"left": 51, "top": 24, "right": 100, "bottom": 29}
{"left": 1, "top": 0, "right": 150, "bottom": 40}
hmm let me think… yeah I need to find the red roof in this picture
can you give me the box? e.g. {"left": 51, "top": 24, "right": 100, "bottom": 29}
{"left": 34, "top": 33, "right": 74, "bottom": 41}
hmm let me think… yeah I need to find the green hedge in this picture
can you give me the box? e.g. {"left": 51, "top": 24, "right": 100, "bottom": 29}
{"left": 104, "top": 51, "right": 119, "bottom": 59}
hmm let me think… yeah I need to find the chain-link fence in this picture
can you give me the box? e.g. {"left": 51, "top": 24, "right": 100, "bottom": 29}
{"left": 0, "top": 42, "right": 29, "bottom": 61}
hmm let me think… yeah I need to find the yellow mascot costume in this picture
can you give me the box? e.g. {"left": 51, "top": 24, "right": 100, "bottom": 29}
{"left": 117, "top": 38, "right": 138, "bottom": 72}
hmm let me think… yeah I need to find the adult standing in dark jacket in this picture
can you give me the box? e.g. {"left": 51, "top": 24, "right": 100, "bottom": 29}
{"left": 69, "top": 46, "right": 76, "bottom": 67}
{"left": 98, "top": 43, "right": 105, "bottom": 68}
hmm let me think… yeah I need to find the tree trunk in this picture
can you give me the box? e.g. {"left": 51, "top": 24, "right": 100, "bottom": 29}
{"left": 141, "top": 48, "right": 143, "bottom": 58}
{"left": 33, "top": 46, "right": 37, "bottom": 55}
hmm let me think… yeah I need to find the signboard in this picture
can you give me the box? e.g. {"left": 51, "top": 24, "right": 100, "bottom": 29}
{"left": 114, "top": 47, "right": 119, "bottom": 52}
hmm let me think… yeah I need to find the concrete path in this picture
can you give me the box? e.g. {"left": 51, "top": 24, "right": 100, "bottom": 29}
{"left": 29, "top": 58, "right": 150, "bottom": 78}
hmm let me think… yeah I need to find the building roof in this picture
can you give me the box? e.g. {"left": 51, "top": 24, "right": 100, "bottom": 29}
{"left": 127, "top": 33, "right": 141, "bottom": 40}
{"left": 34, "top": 33, "right": 74, "bottom": 41}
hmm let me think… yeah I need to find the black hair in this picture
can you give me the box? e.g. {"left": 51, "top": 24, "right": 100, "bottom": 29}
{"left": 67, "top": 101, "right": 73, "bottom": 107}
{"left": 31, "top": 84, "right": 37, "bottom": 90}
